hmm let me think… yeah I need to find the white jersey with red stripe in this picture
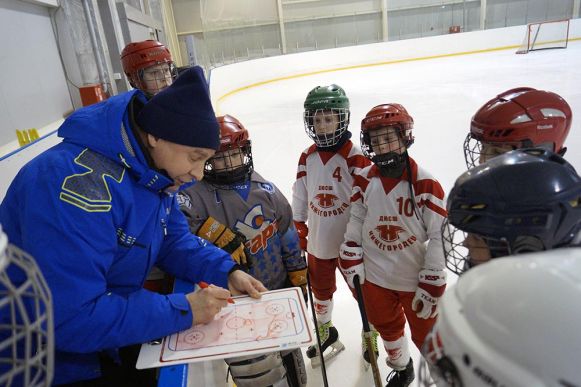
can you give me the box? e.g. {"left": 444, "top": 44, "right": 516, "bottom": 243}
{"left": 344, "top": 156, "right": 447, "bottom": 291}
{"left": 292, "top": 140, "right": 371, "bottom": 259}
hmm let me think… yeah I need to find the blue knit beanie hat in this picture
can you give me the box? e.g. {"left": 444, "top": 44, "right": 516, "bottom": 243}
{"left": 136, "top": 66, "right": 220, "bottom": 150}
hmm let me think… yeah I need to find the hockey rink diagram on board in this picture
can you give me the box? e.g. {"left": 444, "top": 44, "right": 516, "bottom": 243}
{"left": 136, "top": 287, "right": 314, "bottom": 369}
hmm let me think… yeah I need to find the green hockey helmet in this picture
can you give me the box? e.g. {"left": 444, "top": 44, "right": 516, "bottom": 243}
{"left": 303, "top": 84, "right": 350, "bottom": 147}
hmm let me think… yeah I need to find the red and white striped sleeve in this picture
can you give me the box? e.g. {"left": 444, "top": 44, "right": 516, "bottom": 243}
{"left": 414, "top": 167, "right": 447, "bottom": 271}
{"left": 343, "top": 167, "right": 372, "bottom": 246}
{"left": 291, "top": 146, "right": 313, "bottom": 223}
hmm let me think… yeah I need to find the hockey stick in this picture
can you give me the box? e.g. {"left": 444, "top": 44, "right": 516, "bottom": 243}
{"left": 304, "top": 251, "right": 329, "bottom": 387}
{"left": 353, "top": 275, "right": 382, "bottom": 387}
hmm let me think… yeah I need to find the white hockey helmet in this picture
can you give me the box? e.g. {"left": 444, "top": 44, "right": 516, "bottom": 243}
{"left": 0, "top": 225, "right": 54, "bottom": 386}
{"left": 420, "top": 248, "right": 581, "bottom": 387}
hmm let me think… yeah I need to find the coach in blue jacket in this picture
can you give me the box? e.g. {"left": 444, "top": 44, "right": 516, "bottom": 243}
{"left": 0, "top": 67, "right": 266, "bottom": 385}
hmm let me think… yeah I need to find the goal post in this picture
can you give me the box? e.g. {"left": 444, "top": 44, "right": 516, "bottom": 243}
{"left": 516, "top": 18, "right": 570, "bottom": 54}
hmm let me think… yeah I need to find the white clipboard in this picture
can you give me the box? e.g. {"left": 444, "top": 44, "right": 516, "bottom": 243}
{"left": 137, "top": 287, "right": 314, "bottom": 369}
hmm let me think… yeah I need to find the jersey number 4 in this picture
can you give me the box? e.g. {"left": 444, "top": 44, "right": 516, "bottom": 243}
{"left": 332, "top": 167, "right": 342, "bottom": 182}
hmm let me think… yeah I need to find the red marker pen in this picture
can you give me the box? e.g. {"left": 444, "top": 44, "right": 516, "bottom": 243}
{"left": 198, "top": 281, "right": 235, "bottom": 304}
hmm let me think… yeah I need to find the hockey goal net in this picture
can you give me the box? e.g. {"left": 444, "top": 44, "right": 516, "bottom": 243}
{"left": 516, "top": 19, "right": 570, "bottom": 54}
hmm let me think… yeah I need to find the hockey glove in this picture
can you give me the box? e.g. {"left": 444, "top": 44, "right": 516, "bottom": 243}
{"left": 288, "top": 268, "right": 308, "bottom": 302}
{"left": 293, "top": 221, "right": 308, "bottom": 251}
{"left": 197, "top": 216, "right": 253, "bottom": 270}
{"left": 412, "top": 269, "right": 447, "bottom": 319}
{"left": 339, "top": 241, "right": 365, "bottom": 288}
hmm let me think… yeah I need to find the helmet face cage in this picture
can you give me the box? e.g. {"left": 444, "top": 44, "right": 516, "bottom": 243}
{"left": 121, "top": 40, "right": 175, "bottom": 95}
{"left": 463, "top": 133, "right": 521, "bottom": 169}
{"left": 463, "top": 133, "right": 482, "bottom": 169}
{"left": 204, "top": 141, "right": 253, "bottom": 186}
{"left": 0, "top": 233, "right": 54, "bottom": 386}
{"left": 441, "top": 219, "right": 511, "bottom": 275}
{"left": 136, "top": 62, "right": 177, "bottom": 96}
{"left": 361, "top": 104, "right": 414, "bottom": 163}
{"left": 303, "top": 108, "right": 350, "bottom": 147}
{"left": 361, "top": 125, "right": 408, "bottom": 164}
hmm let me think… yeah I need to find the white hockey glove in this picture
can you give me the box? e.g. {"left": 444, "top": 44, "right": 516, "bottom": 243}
{"left": 412, "top": 269, "right": 447, "bottom": 319}
{"left": 339, "top": 242, "right": 365, "bottom": 288}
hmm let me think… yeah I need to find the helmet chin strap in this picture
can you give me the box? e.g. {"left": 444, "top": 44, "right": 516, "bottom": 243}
{"left": 375, "top": 152, "right": 406, "bottom": 178}
{"left": 205, "top": 165, "right": 252, "bottom": 188}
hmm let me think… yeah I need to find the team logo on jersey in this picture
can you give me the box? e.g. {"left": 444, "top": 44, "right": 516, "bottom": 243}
{"left": 234, "top": 204, "right": 278, "bottom": 254}
{"left": 309, "top": 187, "right": 349, "bottom": 217}
{"left": 176, "top": 192, "right": 191, "bottom": 209}
{"left": 369, "top": 217, "right": 417, "bottom": 251}
{"left": 314, "top": 193, "right": 338, "bottom": 208}
{"left": 258, "top": 182, "right": 275, "bottom": 194}
{"left": 375, "top": 224, "right": 406, "bottom": 242}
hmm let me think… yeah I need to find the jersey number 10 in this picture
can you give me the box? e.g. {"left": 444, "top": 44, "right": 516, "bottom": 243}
{"left": 397, "top": 197, "right": 414, "bottom": 217}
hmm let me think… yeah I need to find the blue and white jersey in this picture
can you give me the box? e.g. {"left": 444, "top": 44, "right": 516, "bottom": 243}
{"left": 179, "top": 172, "right": 305, "bottom": 290}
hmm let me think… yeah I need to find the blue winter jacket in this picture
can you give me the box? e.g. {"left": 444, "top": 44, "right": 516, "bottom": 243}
{"left": 0, "top": 90, "right": 235, "bottom": 384}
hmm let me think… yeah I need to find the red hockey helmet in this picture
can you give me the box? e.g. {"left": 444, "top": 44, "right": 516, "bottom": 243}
{"left": 121, "top": 40, "right": 174, "bottom": 92}
{"left": 216, "top": 115, "right": 251, "bottom": 152}
{"left": 360, "top": 103, "right": 414, "bottom": 159}
{"left": 464, "top": 87, "right": 572, "bottom": 168}
{"left": 204, "top": 115, "right": 253, "bottom": 185}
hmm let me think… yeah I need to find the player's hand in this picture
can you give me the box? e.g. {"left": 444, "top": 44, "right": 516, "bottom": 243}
{"left": 228, "top": 270, "right": 267, "bottom": 299}
{"left": 228, "top": 236, "right": 253, "bottom": 270}
{"left": 186, "top": 285, "right": 231, "bottom": 325}
{"left": 197, "top": 216, "right": 253, "bottom": 270}
{"left": 294, "top": 221, "right": 308, "bottom": 251}
{"left": 339, "top": 242, "right": 365, "bottom": 288}
{"left": 412, "top": 269, "right": 447, "bottom": 319}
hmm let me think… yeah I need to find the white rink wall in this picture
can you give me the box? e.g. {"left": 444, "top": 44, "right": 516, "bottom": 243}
{"left": 209, "top": 20, "right": 581, "bottom": 202}
{"left": 1, "top": 20, "right": 580, "bottom": 201}
{"left": 209, "top": 20, "right": 581, "bottom": 110}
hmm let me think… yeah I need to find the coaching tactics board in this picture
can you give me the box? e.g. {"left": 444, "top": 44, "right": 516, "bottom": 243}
{"left": 137, "top": 287, "right": 313, "bottom": 369}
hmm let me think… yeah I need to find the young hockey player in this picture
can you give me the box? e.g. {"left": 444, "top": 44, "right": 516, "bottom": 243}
{"left": 178, "top": 115, "right": 308, "bottom": 387}
{"left": 121, "top": 40, "right": 177, "bottom": 97}
{"left": 292, "top": 84, "right": 372, "bottom": 367}
{"left": 463, "top": 87, "right": 572, "bottom": 168}
{"left": 121, "top": 42, "right": 248, "bottom": 294}
{"left": 339, "top": 104, "right": 447, "bottom": 387}
{"left": 442, "top": 148, "right": 581, "bottom": 275}
{"left": 420, "top": 149, "right": 581, "bottom": 386}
